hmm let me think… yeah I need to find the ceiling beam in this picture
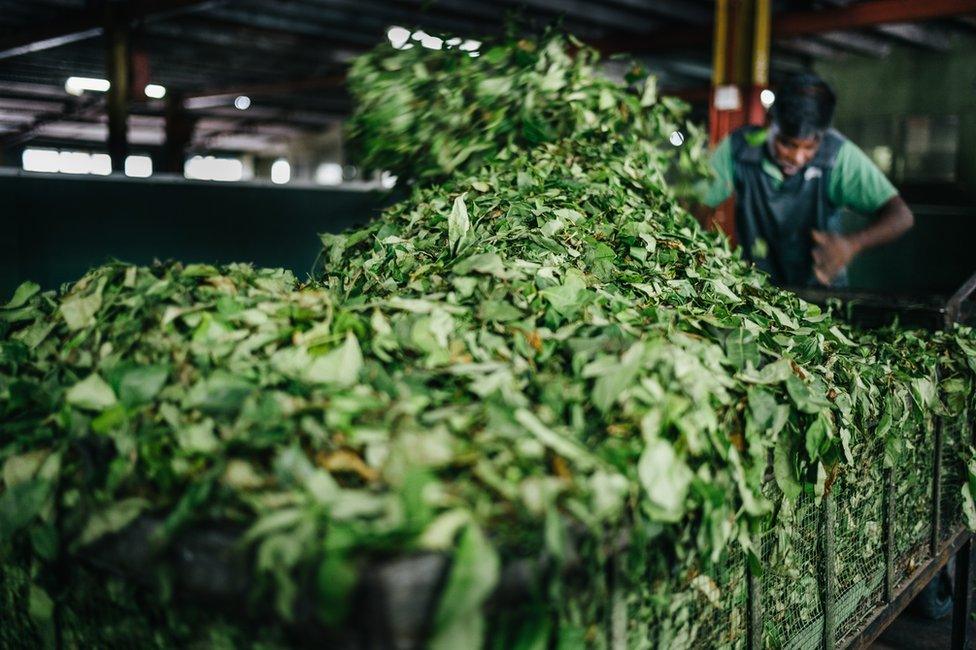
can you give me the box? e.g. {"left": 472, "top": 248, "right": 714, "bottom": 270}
{"left": 873, "top": 23, "right": 952, "bottom": 50}
{"left": 0, "top": 0, "right": 229, "bottom": 61}
{"left": 775, "top": 37, "right": 847, "bottom": 61}
{"left": 0, "top": 95, "right": 104, "bottom": 148}
{"left": 775, "top": 0, "right": 976, "bottom": 38}
{"left": 201, "top": 5, "right": 377, "bottom": 48}
{"left": 603, "top": 0, "right": 711, "bottom": 24}
{"left": 296, "top": 0, "right": 492, "bottom": 39}
{"left": 815, "top": 30, "right": 893, "bottom": 57}
{"left": 185, "top": 74, "right": 347, "bottom": 102}
{"left": 595, "top": 0, "right": 976, "bottom": 54}
{"left": 496, "top": 0, "right": 661, "bottom": 34}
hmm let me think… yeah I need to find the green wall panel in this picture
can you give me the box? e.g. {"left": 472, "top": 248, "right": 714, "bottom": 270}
{"left": 842, "top": 206, "right": 975, "bottom": 295}
{"left": 1, "top": 172, "right": 971, "bottom": 301}
{"left": 1, "top": 172, "right": 387, "bottom": 297}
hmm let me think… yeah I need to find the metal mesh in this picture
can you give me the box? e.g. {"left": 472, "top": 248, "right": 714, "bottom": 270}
{"left": 57, "top": 566, "right": 171, "bottom": 649}
{"left": 620, "top": 546, "right": 748, "bottom": 650}
{"left": 0, "top": 561, "right": 44, "bottom": 650}
{"left": 620, "top": 564, "right": 667, "bottom": 650}
{"left": 2, "top": 413, "right": 969, "bottom": 648}
{"left": 834, "top": 434, "right": 886, "bottom": 644}
{"left": 893, "top": 418, "right": 935, "bottom": 587}
{"left": 667, "top": 548, "right": 748, "bottom": 650}
{"left": 760, "top": 489, "right": 823, "bottom": 649}
{"left": 0, "top": 557, "right": 292, "bottom": 649}
{"left": 940, "top": 409, "right": 970, "bottom": 543}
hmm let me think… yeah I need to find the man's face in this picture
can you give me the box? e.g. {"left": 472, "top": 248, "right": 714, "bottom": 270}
{"left": 771, "top": 133, "right": 821, "bottom": 176}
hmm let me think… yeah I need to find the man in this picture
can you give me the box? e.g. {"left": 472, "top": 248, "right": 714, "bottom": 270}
{"left": 699, "top": 73, "right": 913, "bottom": 287}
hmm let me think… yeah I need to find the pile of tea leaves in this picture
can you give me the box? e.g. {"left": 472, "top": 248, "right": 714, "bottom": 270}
{"left": 2, "top": 33, "right": 976, "bottom": 649}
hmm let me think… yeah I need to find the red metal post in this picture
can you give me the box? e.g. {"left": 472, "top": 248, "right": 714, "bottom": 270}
{"left": 707, "top": 0, "right": 771, "bottom": 244}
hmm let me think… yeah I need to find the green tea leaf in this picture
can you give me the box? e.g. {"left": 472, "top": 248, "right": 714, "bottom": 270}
{"left": 66, "top": 373, "right": 118, "bottom": 411}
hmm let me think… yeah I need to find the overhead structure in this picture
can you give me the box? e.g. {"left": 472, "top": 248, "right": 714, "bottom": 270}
{"left": 707, "top": 0, "right": 772, "bottom": 242}
{"left": 104, "top": 2, "right": 131, "bottom": 172}
{"left": 774, "top": 0, "right": 976, "bottom": 37}
{"left": 0, "top": 0, "right": 973, "bottom": 164}
{"left": 0, "top": 0, "right": 223, "bottom": 60}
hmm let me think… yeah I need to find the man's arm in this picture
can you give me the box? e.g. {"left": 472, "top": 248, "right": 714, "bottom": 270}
{"left": 686, "top": 137, "right": 734, "bottom": 228}
{"left": 811, "top": 195, "right": 914, "bottom": 285}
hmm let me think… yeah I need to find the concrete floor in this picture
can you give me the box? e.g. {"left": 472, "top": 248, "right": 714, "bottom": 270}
{"left": 871, "top": 602, "right": 974, "bottom": 649}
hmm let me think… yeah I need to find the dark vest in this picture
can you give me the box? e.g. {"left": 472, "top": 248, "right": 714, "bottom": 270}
{"left": 730, "top": 126, "right": 846, "bottom": 287}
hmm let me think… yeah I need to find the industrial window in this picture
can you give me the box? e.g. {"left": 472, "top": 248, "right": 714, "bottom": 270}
{"left": 22, "top": 148, "right": 111, "bottom": 176}
{"left": 840, "top": 114, "right": 959, "bottom": 185}
{"left": 901, "top": 115, "right": 959, "bottom": 183}
{"left": 22, "top": 148, "right": 155, "bottom": 178}
{"left": 183, "top": 155, "right": 248, "bottom": 182}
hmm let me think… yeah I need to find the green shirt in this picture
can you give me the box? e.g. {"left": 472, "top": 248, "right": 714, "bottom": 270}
{"left": 699, "top": 129, "right": 898, "bottom": 214}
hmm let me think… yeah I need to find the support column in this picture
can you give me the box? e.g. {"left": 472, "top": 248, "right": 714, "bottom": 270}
{"left": 747, "top": 559, "right": 762, "bottom": 650}
{"left": 161, "top": 92, "right": 194, "bottom": 174}
{"left": 708, "top": 0, "right": 772, "bottom": 243}
{"left": 822, "top": 493, "right": 837, "bottom": 650}
{"left": 104, "top": 3, "right": 130, "bottom": 173}
{"left": 951, "top": 537, "right": 972, "bottom": 650}
{"left": 883, "top": 466, "right": 895, "bottom": 602}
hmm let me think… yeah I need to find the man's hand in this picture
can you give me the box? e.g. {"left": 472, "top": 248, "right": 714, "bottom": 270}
{"left": 811, "top": 230, "right": 860, "bottom": 286}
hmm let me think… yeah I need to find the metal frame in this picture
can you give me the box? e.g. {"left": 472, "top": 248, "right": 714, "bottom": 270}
{"left": 838, "top": 271, "right": 976, "bottom": 648}
{"left": 844, "top": 527, "right": 971, "bottom": 648}
{"left": 760, "top": 411, "right": 975, "bottom": 650}
{"left": 839, "top": 409, "right": 972, "bottom": 648}
{"left": 946, "top": 271, "right": 976, "bottom": 328}
{"left": 747, "top": 274, "right": 976, "bottom": 650}
{"left": 9, "top": 273, "right": 976, "bottom": 648}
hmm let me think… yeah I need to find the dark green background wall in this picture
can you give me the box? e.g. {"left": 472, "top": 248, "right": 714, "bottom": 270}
{"left": 816, "top": 34, "right": 976, "bottom": 192}
{"left": 813, "top": 34, "right": 976, "bottom": 298}
{"left": 841, "top": 204, "right": 974, "bottom": 295}
{"left": 1, "top": 172, "right": 387, "bottom": 297}
{"left": 1, "top": 171, "right": 972, "bottom": 301}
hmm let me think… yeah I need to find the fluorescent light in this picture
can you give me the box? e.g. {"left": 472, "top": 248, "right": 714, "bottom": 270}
{"left": 22, "top": 148, "right": 60, "bottom": 173}
{"left": 23, "top": 148, "right": 113, "bottom": 175}
{"left": 125, "top": 155, "right": 153, "bottom": 178}
{"left": 315, "top": 162, "right": 342, "bottom": 186}
{"left": 234, "top": 95, "right": 251, "bottom": 110}
{"left": 58, "top": 151, "right": 94, "bottom": 174}
{"left": 411, "top": 30, "right": 442, "bottom": 50}
{"left": 90, "top": 153, "right": 112, "bottom": 176}
{"left": 144, "top": 84, "right": 166, "bottom": 99}
{"left": 388, "top": 26, "right": 410, "bottom": 49}
{"left": 669, "top": 131, "right": 685, "bottom": 147}
{"left": 65, "top": 77, "right": 110, "bottom": 96}
{"left": 270, "top": 159, "right": 291, "bottom": 184}
{"left": 760, "top": 89, "right": 776, "bottom": 108}
{"left": 185, "top": 155, "right": 244, "bottom": 182}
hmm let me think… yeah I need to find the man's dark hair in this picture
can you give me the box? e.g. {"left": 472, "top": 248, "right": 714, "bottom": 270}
{"left": 770, "top": 73, "right": 836, "bottom": 139}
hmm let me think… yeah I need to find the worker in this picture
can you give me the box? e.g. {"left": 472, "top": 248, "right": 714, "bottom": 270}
{"left": 698, "top": 73, "right": 914, "bottom": 287}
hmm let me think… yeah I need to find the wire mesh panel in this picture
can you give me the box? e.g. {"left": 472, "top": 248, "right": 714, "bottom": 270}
{"left": 833, "top": 435, "right": 886, "bottom": 644}
{"left": 630, "top": 546, "right": 748, "bottom": 650}
{"left": 56, "top": 566, "right": 176, "bottom": 649}
{"left": 892, "top": 419, "right": 935, "bottom": 587}
{"left": 669, "top": 548, "right": 749, "bottom": 649}
{"left": 940, "top": 409, "right": 970, "bottom": 543}
{"left": 0, "top": 561, "right": 44, "bottom": 650}
{"left": 2, "top": 418, "right": 966, "bottom": 650}
{"left": 760, "top": 489, "right": 823, "bottom": 650}
{"left": 620, "top": 564, "right": 666, "bottom": 650}
{"left": 0, "top": 558, "right": 275, "bottom": 649}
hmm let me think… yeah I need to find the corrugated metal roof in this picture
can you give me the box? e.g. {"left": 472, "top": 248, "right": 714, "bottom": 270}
{"left": 0, "top": 0, "right": 971, "bottom": 155}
